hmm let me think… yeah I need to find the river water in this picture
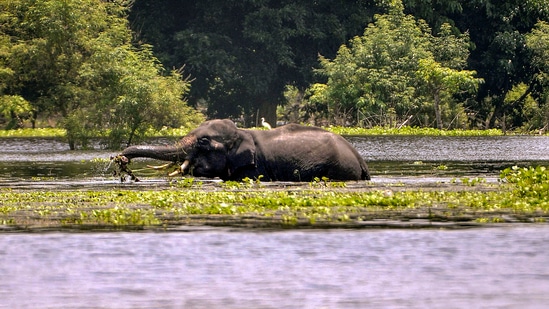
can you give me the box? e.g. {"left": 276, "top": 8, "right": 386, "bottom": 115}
{"left": 1, "top": 135, "right": 549, "bottom": 308}
{"left": 2, "top": 135, "right": 549, "bottom": 181}
{"left": 1, "top": 227, "right": 549, "bottom": 308}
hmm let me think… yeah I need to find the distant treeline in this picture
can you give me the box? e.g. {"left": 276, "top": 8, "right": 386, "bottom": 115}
{"left": 128, "top": 0, "right": 549, "bottom": 131}
{"left": 1, "top": 0, "right": 549, "bottom": 149}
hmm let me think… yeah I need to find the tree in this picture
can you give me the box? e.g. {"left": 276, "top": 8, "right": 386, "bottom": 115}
{"left": 399, "top": 0, "right": 549, "bottom": 129}
{"left": 0, "top": 0, "right": 203, "bottom": 148}
{"left": 445, "top": 0, "right": 549, "bottom": 128}
{"left": 311, "top": 2, "right": 424, "bottom": 126}
{"left": 416, "top": 58, "right": 481, "bottom": 129}
{"left": 0, "top": 95, "right": 32, "bottom": 129}
{"left": 0, "top": 33, "right": 32, "bottom": 128}
{"left": 524, "top": 21, "right": 549, "bottom": 130}
{"left": 308, "top": 0, "right": 479, "bottom": 128}
{"left": 403, "top": 0, "right": 463, "bottom": 28}
{"left": 129, "top": 0, "right": 382, "bottom": 127}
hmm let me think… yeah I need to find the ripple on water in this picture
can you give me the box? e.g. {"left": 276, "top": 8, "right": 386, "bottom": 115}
{"left": 1, "top": 136, "right": 549, "bottom": 181}
{"left": 0, "top": 227, "right": 549, "bottom": 308}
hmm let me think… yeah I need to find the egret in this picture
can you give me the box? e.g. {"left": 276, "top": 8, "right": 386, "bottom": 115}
{"left": 261, "top": 117, "right": 272, "bottom": 130}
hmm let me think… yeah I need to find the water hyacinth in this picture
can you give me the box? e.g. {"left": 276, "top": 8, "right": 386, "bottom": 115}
{"left": 0, "top": 128, "right": 66, "bottom": 138}
{"left": 326, "top": 126, "right": 504, "bottom": 136}
{"left": 0, "top": 169, "right": 548, "bottom": 230}
{"left": 0, "top": 126, "right": 505, "bottom": 140}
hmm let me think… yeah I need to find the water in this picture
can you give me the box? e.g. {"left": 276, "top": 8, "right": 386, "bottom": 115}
{"left": 2, "top": 136, "right": 549, "bottom": 308}
{"left": 350, "top": 135, "right": 549, "bottom": 161}
{"left": 1, "top": 227, "right": 548, "bottom": 308}
{"left": 3, "top": 135, "right": 549, "bottom": 162}
{"left": 2, "top": 135, "right": 549, "bottom": 181}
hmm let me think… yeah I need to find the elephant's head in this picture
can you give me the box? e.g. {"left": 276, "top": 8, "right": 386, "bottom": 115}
{"left": 171, "top": 119, "right": 256, "bottom": 179}
{"left": 114, "top": 119, "right": 256, "bottom": 180}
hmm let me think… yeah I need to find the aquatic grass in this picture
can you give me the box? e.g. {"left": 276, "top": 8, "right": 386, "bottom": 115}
{"left": 0, "top": 125, "right": 508, "bottom": 140}
{"left": 0, "top": 128, "right": 66, "bottom": 138}
{"left": 86, "top": 208, "right": 160, "bottom": 226}
{"left": 156, "top": 125, "right": 506, "bottom": 137}
{"left": 1, "top": 169, "right": 549, "bottom": 230}
{"left": 326, "top": 126, "right": 504, "bottom": 136}
{"left": 1, "top": 188, "right": 415, "bottom": 227}
{"left": 170, "top": 178, "right": 203, "bottom": 188}
{"left": 500, "top": 166, "right": 549, "bottom": 198}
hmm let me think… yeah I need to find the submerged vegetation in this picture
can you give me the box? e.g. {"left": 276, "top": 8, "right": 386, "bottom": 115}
{"left": 0, "top": 166, "right": 548, "bottom": 231}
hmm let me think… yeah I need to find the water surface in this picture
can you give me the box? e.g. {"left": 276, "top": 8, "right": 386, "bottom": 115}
{"left": 1, "top": 226, "right": 548, "bottom": 308}
{"left": 2, "top": 136, "right": 549, "bottom": 308}
{"left": 2, "top": 135, "right": 549, "bottom": 182}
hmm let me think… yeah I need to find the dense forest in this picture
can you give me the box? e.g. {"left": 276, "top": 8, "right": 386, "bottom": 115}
{"left": 1, "top": 0, "right": 549, "bottom": 148}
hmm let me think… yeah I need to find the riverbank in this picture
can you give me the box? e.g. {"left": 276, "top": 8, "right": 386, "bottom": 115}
{"left": 1, "top": 167, "right": 548, "bottom": 231}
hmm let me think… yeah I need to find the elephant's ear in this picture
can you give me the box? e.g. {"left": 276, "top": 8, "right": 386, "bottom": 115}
{"left": 227, "top": 130, "right": 256, "bottom": 173}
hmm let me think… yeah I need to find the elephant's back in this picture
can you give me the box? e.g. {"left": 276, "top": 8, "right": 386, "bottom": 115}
{"left": 252, "top": 127, "right": 370, "bottom": 181}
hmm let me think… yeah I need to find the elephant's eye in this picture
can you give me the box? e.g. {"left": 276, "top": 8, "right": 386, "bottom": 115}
{"left": 198, "top": 137, "right": 210, "bottom": 146}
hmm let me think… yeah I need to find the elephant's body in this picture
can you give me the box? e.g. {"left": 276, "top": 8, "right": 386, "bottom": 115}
{"left": 117, "top": 119, "right": 370, "bottom": 181}
{"left": 236, "top": 124, "right": 369, "bottom": 181}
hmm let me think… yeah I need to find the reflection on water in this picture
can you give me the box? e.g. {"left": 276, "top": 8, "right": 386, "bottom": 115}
{"left": 1, "top": 227, "right": 548, "bottom": 308}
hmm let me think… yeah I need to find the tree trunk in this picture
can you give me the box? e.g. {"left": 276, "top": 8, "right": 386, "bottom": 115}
{"left": 433, "top": 91, "right": 443, "bottom": 129}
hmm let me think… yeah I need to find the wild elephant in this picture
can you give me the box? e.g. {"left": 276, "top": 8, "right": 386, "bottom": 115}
{"left": 112, "top": 119, "right": 370, "bottom": 182}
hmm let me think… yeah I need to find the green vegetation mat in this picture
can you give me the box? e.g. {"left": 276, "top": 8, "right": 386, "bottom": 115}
{"left": 0, "top": 126, "right": 509, "bottom": 140}
{"left": 1, "top": 167, "right": 548, "bottom": 231}
{"left": 0, "top": 128, "right": 66, "bottom": 138}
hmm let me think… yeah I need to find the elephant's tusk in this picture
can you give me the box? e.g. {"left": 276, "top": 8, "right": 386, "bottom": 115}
{"left": 147, "top": 162, "right": 175, "bottom": 170}
{"left": 168, "top": 169, "right": 180, "bottom": 177}
{"left": 168, "top": 160, "right": 190, "bottom": 177}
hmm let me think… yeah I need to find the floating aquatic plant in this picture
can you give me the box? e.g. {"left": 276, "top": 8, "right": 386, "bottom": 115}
{"left": 0, "top": 168, "right": 548, "bottom": 230}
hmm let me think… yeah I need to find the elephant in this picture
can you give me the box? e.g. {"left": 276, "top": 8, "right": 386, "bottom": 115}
{"left": 112, "top": 119, "right": 370, "bottom": 182}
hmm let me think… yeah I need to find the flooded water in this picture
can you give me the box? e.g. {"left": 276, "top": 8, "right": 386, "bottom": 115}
{"left": 1, "top": 227, "right": 549, "bottom": 308}
{"left": 1, "top": 135, "right": 549, "bottom": 182}
{"left": 1, "top": 135, "right": 549, "bottom": 308}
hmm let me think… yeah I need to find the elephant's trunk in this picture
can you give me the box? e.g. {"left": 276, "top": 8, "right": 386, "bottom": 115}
{"left": 165, "top": 135, "right": 197, "bottom": 176}
{"left": 120, "top": 145, "right": 185, "bottom": 162}
{"left": 121, "top": 134, "right": 197, "bottom": 162}
{"left": 112, "top": 135, "right": 197, "bottom": 181}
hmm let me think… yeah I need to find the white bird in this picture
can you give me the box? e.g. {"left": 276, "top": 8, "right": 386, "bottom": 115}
{"left": 261, "top": 117, "right": 272, "bottom": 130}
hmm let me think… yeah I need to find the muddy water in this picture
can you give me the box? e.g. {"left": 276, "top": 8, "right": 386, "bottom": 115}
{"left": 1, "top": 136, "right": 549, "bottom": 308}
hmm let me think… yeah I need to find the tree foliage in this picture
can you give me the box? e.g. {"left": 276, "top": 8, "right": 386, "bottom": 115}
{"left": 0, "top": 0, "right": 203, "bottom": 148}
{"left": 437, "top": 0, "right": 549, "bottom": 129}
{"left": 526, "top": 21, "right": 549, "bottom": 95}
{"left": 416, "top": 58, "right": 481, "bottom": 129}
{"left": 136, "top": 0, "right": 545, "bottom": 129}
{"left": 2, "top": 0, "right": 549, "bottom": 135}
{"left": 308, "top": 1, "right": 481, "bottom": 128}
{"left": 129, "top": 0, "right": 382, "bottom": 127}
{"left": 523, "top": 21, "right": 549, "bottom": 131}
